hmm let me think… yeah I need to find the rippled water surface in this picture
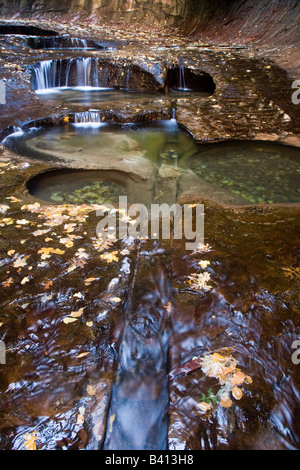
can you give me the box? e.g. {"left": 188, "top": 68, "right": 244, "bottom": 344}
{"left": 35, "top": 87, "right": 161, "bottom": 106}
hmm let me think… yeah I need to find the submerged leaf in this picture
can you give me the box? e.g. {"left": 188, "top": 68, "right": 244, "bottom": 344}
{"left": 23, "top": 431, "right": 38, "bottom": 450}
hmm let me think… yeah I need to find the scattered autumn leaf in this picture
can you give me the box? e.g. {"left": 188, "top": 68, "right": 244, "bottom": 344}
{"left": 100, "top": 251, "right": 119, "bottom": 263}
{"left": 3, "top": 277, "right": 13, "bottom": 287}
{"left": 63, "top": 317, "right": 78, "bottom": 324}
{"left": 13, "top": 256, "right": 28, "bottom": 268}
{"left": 23, "top": 431, "right": 38, "bottom": 451}
{"left": 109, "top": 297, "right": 122, "bottom": 303}
{"left": 197, "top": 402, "right": 212, "bottom": 412}
{"left": 87, "top": 384, "right": 96, "bottom": 396}
{"left": 70, "top": 308, "right": 84, "bottom": 318}
{"left": 76, "top": 352, "right": 90, "bottom": 359}
{"left": 232, "top": 386, "right": 243, "bottom": 400}
{"left": 220, "top": 396, "right": 233, "bottom": 408}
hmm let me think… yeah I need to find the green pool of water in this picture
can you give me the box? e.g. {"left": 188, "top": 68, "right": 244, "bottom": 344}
{"left": 187, "top": 141, "right": 300, "bottom": 205}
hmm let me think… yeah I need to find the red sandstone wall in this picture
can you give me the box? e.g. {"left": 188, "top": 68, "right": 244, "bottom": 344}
{"left": 0, "top": 0, "right": 299, "bottom": 46}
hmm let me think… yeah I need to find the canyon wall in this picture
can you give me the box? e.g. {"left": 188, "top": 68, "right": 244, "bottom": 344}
{"left": 0, "top": 0, "right": 299, "bottom": 46}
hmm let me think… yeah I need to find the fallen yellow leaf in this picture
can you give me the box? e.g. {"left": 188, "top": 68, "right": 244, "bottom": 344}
{"left": 232, "top": 386, "right": 243, "bottom": 400}
{"left": 70, "top": 308, "right": 84, "bottom": 318}
{"left": 23, "top": 431, "right": 38, "bottom": 451}
{"left": 87, "top": 384, "right": 96, "bottom": 396}
{"left": 76, "top": 352, "right": 90, "bottom": 359}
{"left": 110, "top": 297, "right": 122, "bottom": 303}
{"left": 197, "top": 402, "right": 212, "bottom": 412}
{"left": 63, "top": 317, "right": 78, "bottom": 324}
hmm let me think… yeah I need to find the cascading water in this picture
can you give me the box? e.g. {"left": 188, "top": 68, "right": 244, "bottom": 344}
{"left": 32, "top": 58, "right": 100, "bottom": 91}
{"left": 74, "top": 111, "right": 102, "bottom": 124}
{"left": 33, "top": 60, "right": 58, "bottom": 90}
{"left": 28, "top": 36, "right": 88, "bottom": 50}
{"left": 77, "top": 58, "right": 92, "bottom": 87}
{"left": 73, "top": 110, "right": 105, "bottom": 130}
{"left": 178, "top": 65, "right": 187, "bottom": 91}
{"left": 70, "top": 38, "right": 88, "bottom": 49}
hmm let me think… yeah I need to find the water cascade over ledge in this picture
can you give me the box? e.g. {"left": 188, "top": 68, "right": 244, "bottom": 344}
{"left": 32, "top": 58, "right": 100, "bottom": 91}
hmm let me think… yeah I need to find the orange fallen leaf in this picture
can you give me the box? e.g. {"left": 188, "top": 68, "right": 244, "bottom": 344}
{"left": 63, "top": 317, "right": 78, "bottom": 324}
{"left": 110, "top": 297, "right": 122, "bottom": 303}
{"left": 23, "top": 431, "right": 38, "bottom": 451}
{"left": 87, "top": 384, "right": 96, "bottom": 396}
{"left": 197, "top": 402, "right": 212, "bottom": 412}
{"left": 70, "top": 308, "right": 84, "bottom": 318}
{"left": 231, "top": 370, "right": 246, "bottom": 386}
{"left": 84, "top": 277, "right": 98, "bottom": 285}
{"left": 220, "top": 396, "right": 233, "bottom": 408}
{"left": 232, "top": 386, "right": 243, "bottom": 400}
{"left": 76, "top": 352, "right": 90, "bottom": 359}
{"left": 3, "top": 277, "right": 13, "bottom": 287}
{"left": 43, "top": 280, "right": 53, "bottom": 290}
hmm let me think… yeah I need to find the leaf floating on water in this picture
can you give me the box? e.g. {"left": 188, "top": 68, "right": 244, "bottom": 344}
{"left": 283, "top": 267, "right": 300, "bottom": 280}
{"left": 197, "top": 402, "right": 212, "bottom": 412}
{"left": 77, "top": 406, "right": 85, "bottom": 425}
{"left": 231, "top": 370, "right": 247, "bottom": 385}
{"left": 198, "top": 260, "right": 211, "bottom": 269}
{"left": 84, "top": 277, "right": 98, "bottom": 286}
{"left": 76, "top": 352, "right": 90, "bottom": 359}
{"left": 87, "top": 384, "right": 96, "bottom": 396}
{"left": 63, "top": 317, "right": 78, "bottom": 324}
{"left": 198, "top": 350, "right": 253, "bottom": 410}
{"left": 100, "top": 251, "right": 119, "bottom": 263}
{"left": 38, "top": 247, "right": 65, "bottom": 260}
{"left": 13, "top": 256, "right": 28, "bottom": 268}
{"left": 32, "top": 229, "right": 50, "bottom": 237}
{"left": 70, "top": 308, "right": 84, "bottom": 318}
{"left": 43, "top": 280, "right": 53, "bottom": 290}
{"left": 23, "top": 431, "right": 38, "bottom": 450}
{"left": 109, "top": 297, "right": 122, "bottom": 303}
{"left": 3, "top": 277, "right": 13, "bottom": 288}
{"left": 219, "top": 396, "right": 233, "bottom": 409}
{"left": 232, "top": 386, "right": 243, "bottom": 400}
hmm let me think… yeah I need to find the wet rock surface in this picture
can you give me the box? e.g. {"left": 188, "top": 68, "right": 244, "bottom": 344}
{"left": 0, "top": 7, "right": 299, "bottom": 451}
{"left": 0, "top": 19, "right": 299, "bottom": 144}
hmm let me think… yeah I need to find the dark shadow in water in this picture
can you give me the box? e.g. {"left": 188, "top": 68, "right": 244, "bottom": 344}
{"left": 103, "top": 248, "right": 172, "bottom": 450}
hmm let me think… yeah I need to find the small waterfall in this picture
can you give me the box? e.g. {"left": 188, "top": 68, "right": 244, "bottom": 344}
{"left": 77, "top": 58, "right": 92, "bottom": 87}
{"left": 70, "top": 38, "right": 88, "bottom": 49}
{"left": 65, "top": 58, "right": 74, "bottom": 88}
{"left": 73, "top": 110, "right": 105, "bottom": 130}
{"left": 33, "top": 60, "right": 58, "bottom": 90}
{"left": 74, "top": 110, "right": 102, "bottom": 124}
{"left": 126, "top": 66, "right": 130, "bottom": 89}
{"left": 76, "top": 58, "right": 99, "bottom": 88}
{"left": 178, "top": 65, "right": 187, "bottom": 90}
{"left": 33, "top": 58, "right": 99, "bottom": 91}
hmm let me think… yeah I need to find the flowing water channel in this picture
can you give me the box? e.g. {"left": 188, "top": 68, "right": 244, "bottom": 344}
{"left": 0, "top": 45, "right": 300, "bottom": 451}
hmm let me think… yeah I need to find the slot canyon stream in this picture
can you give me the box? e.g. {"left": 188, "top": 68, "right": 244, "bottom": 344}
{"left": 0, "top": 0, "right": 300, "bottom": 452}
